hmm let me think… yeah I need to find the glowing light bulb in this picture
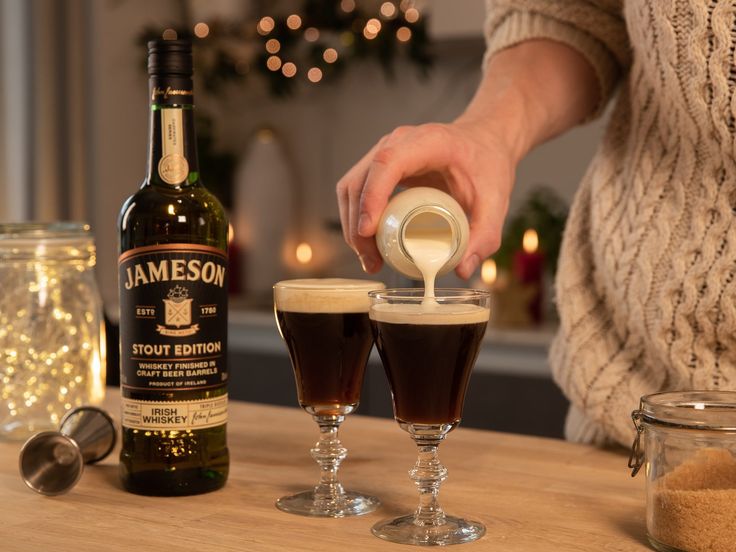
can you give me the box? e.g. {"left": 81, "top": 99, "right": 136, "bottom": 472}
{"left": 340, "top": 0, "right": 356, "bottom": 13}
{"left": 296, "top": 242, "right": 313, "bottom": 264}
{"left": 396, "top": 26, "right": 412, "bottom": 42}
{"left": 282, "top": 62, "right": 297, "bottom": 78}
{"left": 286, "top": 14, "right": 302, "bottom": 30}
{"left": 522, "top": 229, "right": 539, "bottom": 254}
{"left": 405, "top": 7, "right": 420, "bottom": 23}
{"left": 304, "top": 27, "right": 320, "bottom": 42}
{"left": 258, "top": 16, "right": 275, "bottom": 35}
{"left": 266, "top": 55, "right": 282, "bottom": 71}
{"left": 307, "top": 67, "right": 323, "bottom": 83}
{"left": 366, "top": 18, "right": 382, "bottom": 33}
{"left": 266, "top": 38, "right": 281, "bottom": 53}
{"left": 481, "top": 259, "right": 497, "bottom": 286}
{"left": 380, "top": 2, "right": 397, "bottom": 18}
{"left": 193, "top": 22, "right": 209, "bottom": 38}
{"left": 323, "top": 48, "right": 338, "bottom": 63}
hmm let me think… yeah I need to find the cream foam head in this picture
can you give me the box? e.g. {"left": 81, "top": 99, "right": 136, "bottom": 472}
{"left": 370, "top": 302, "right": 490, "bottom": 325}
{"left": 368, "top": 288, "right": 490, "bottom": 325}
{"left": 274, "top": 278, "right": 385, "bottom": 313}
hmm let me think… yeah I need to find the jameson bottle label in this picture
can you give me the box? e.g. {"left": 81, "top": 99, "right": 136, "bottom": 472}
{"left": 157, "top": 108, "right": 189, "bottom": 185}
{"left": 119, "top": 243, "right": 228, "bottom": 430}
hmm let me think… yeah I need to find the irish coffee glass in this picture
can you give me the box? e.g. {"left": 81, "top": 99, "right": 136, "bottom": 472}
{"left": 369, "top": 288, "right": 490, "bottom": 545}
{"left": 273, "top": 278, "right": 384, "bottom": 517}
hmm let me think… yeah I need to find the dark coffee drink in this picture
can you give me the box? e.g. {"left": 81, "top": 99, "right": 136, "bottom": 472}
{"left": 274, "top": 279, "right": 383, "bottom": 416}
{"left": 276, "top": 311, "right": 372, "bottom": 410}
{"left": 370, "top": 304, "right": 488, "bottom": 425}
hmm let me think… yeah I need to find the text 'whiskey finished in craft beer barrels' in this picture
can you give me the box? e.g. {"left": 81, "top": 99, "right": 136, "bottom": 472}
{"left": 274, "top": 279, "right": 384, "bottom": 417}
{"left": 370, "top": 302, "right": 489, "bottom": 425}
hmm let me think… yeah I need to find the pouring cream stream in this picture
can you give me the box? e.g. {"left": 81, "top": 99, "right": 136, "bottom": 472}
{"left": 402, "top": 211, "right": 455, "bottom": 303}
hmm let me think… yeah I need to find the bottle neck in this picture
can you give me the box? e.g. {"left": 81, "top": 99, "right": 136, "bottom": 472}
{"left": 146, "top": 75, "right": 199, "bottom": 187}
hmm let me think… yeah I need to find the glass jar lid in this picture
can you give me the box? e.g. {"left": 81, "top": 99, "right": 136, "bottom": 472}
{"left": 0, "top": 222, "right": 95, "bottom": 262}
{"left": 629, "top": 391, "right": 736, "bottom": 476}
{"left": 638, "top": 391, "right": 736, "bottom": 431}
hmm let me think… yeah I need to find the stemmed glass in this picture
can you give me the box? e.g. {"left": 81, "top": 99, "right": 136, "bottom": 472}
{"left": 369, "top": 288, "right": 490, "bottom": 545}
{"left": 273, "top": 278, "right": 384, "bottom": 517}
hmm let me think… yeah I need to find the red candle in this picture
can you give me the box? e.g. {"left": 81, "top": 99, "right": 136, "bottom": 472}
{"left": 513, "top": 229, "right": 544, "bottom": 324}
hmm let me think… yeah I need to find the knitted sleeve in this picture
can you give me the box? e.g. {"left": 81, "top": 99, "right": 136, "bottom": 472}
{"left": 483, "top": 0, "right": 631, "bottom": 118}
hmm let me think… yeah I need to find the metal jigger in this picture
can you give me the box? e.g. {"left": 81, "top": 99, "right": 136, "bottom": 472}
{"left": 19, "top": 406, "right": 117, "bottom": 496}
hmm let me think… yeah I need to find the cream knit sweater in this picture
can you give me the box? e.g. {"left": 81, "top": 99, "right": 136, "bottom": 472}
{"left": 485, "top": 1, "right": 736, "bottom": 446}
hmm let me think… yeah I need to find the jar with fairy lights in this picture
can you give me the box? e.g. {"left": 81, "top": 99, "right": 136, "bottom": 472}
{"left": 0, "top": 223, "right": 106, "bottom": 440}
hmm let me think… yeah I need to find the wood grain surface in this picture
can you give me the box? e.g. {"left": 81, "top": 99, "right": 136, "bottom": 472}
{"left": 0, "top": 390, "right": 650, "bottom": 551}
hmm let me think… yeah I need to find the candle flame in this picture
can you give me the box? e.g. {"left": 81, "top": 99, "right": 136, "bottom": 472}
{"left": 481, "top": 259, "right": 497, "bottom": 285}
{"left": 296, "top": 242, "right": 313, "bottom": 264}
{"left": 227, "top": 223, "right": 234, "bottom": 245}
{"left": 522, "top": 229, "right": 539, "bottom": 254}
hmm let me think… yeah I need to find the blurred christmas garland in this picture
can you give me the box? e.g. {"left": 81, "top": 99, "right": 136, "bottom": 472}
{"left": 136, "top": 0, "right": 434, "bottom": 208}
{"left": 138, "top": 0, "right": 433, "bottom": 97}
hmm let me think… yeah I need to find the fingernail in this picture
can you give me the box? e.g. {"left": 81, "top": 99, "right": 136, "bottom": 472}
{"left": 359, "top": 254, "right": 377, "bottom": 273}
{"left": 358, "top": 213, "right": 372, "bottom": 236}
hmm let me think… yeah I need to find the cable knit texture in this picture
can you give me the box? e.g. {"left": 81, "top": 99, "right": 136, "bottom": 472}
{"left": 485, "top": 0, "right": 736, "bottom": 447}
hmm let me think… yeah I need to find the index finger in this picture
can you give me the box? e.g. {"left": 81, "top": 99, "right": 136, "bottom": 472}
{"left": 358, "top": 125, "right": 455, "bottom": 237}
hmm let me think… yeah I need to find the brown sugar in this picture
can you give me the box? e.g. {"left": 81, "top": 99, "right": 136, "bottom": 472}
{"left": 650, "top": 448, "right": 736, "bottom": 552}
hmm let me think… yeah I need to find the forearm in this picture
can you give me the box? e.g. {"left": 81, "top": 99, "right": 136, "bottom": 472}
{"left": 456, "top": 39, "right": 600, "bottom": 164}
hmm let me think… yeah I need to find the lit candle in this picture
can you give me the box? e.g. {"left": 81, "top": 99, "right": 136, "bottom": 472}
{"left": 513, "top": 229, "right": 544, "bottom": 324}
{"left": 481, "top": 258, "right": 497, "bottom": 288}
{"left": 296, "top": 242, "right": 313, "bottom": 265}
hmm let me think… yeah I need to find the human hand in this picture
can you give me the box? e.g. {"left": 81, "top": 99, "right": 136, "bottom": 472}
{"left": 336, "top": 120, "right": 517, "bottom": 279}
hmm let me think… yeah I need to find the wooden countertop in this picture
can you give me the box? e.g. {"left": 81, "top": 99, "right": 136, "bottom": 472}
{"left": 1, "top": 391, "right": 649, "bottom": 552}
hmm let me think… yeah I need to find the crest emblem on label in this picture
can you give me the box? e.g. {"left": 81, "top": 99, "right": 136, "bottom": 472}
{"left": 157, "top": 285, "right": 199, "bottom": 336}
{"left": 158, "top": 153, "right": 189, "bottom": 185}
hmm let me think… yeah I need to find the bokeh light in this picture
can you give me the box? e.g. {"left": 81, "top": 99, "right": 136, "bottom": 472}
{"left": 266, "top": 55, "right": 282, "bottom": 71}
{"left": 266, "top": 38, "right": 281, "bottom": 54}
{"left": 286, "top": 14, "right": 302, "bottom": 30}
{"left": 282, "top": 62, "right": 297, "bottom": 78}
{"left": 257, "top": 16, "right": 275, "bottom": 35}
{"left": 307, "top": 67, "right": 323, "bottom": 83}
{"left": 323, "top": 48, "right": 338, "bottom": 63}
{"left": 193, "top": 22, "right": 210, "bottom": 38}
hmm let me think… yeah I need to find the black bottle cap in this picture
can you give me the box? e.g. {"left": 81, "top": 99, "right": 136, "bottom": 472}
{"left": 147, "top": 39, "right": 193, "bottom": 76}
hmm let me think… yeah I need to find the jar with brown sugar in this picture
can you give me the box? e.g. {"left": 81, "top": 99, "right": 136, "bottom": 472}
{"left": 629, "top": 391, "right": 736, "bottom": 552}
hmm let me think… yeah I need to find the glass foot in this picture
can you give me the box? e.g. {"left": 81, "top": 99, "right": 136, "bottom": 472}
{"left": 276, "top": 490, "right": 380, "bottom": 518}
{"left": 372, "top": 514, "right": 485, "bottom": 546}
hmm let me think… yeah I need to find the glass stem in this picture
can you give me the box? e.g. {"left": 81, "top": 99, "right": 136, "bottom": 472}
{"left": 410, "top": 437, "right": 448, "bottom": 527}
{"left": 311, "top": 415, "right": 347, "bottom": 508}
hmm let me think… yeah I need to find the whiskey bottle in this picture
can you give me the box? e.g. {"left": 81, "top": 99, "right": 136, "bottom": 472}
{"left": 117, "top": 39, "right": 229, "bottom": 495}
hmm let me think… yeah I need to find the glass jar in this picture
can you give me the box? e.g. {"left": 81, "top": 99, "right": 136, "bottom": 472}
{"left": 375, "top": 187, "right": 469, "bottom": 280}
{"left": 0, "top": 223, "right": 106, "bottom": 440}
{"left": 629, "top": 391, "right": 736, "bottom": 552}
